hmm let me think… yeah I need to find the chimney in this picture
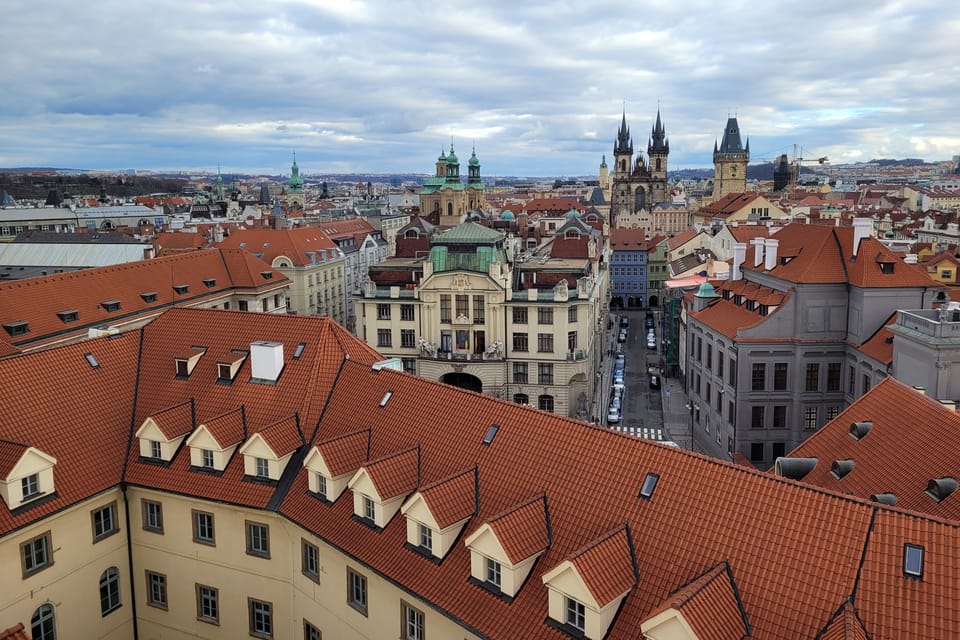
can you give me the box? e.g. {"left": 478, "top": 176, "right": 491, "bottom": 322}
{"left": 732, "top": 242, "right": 747, "bottom": 281}
{"left": 764, "top": 238, "right": 779, "bottom": 270}
{"left": 852, "top": 218, "right": 872, "bottom": 257}
{"left": 752, "top": 237, "right": 764, "bottom": 267}
{"left": 250, "top": 341, "right": 284, "bottom": 382}
{"left": 904, "top": 253, "right": 918, "bottom": 264}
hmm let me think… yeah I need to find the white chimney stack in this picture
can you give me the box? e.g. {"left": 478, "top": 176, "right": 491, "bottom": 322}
{"left": 764, "top": 238, "right": 779, "bottom": 270}
{"left": 250, "top": 341, "right": 284, "bottom": 382}
{"left": 732, "top": 242, "right": 747, "bottom": 281}
{"left": 904, "top": 253, "right": 918, "bottom": 264}
{"left": 852, "top": 218, "right": 872, "bottom": 257}
{"left": 752, "top": 237, "right": 764, "bottom": 267}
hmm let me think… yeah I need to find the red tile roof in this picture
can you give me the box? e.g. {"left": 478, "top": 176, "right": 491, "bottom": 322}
{"left": 0, "top": 624, "right": 28, "bottom": 640}
{"left": 727, "top": 224, "right": 772, "bottom": 244}
{"left": 667, "top": 228, "right": 699, "bottom": 251}
{"left": 855, "top": 312, "right": 897, "bottom": 363}
{"left": 257, "top": 415, "right": 303, "bottom": 457}
{"left": 782, "top": 377, "right": 960, "bottom": 520}
{"left": 316, "top": 429, "right": 370, "bottom": 477}
{"left": 0, "top": 440, "right": 29, "bottom": 478}
{"left": 201, "top": 407, "right": 246, "bottom": 448}
{"left": 609, "top": 228, "right": 647, "bottom": 248}
{"left": 647, "top": 563, "right": 749, "bottom": 640}
{"left": 363, "top": 447, "right": 419, "bottom": 500}
{"left": 818, "top": 601, "right": 868, "bottom": 640}
{"left": 216, "top": 227, "right": 341, "bottom": 267}
{"left": 419, "top": 467, "right": 477, "bottom": 529}
{"left": 563, "top": 524, "right": 637, "bottom": 607}
{"left": 146, "top": 401, "right": 194, "bottom": 440}
{"left": 486, "top": 493, "right": 551, "bottom": 565}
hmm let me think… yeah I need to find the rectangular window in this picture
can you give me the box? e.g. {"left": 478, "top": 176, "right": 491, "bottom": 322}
{"left": 750, "top": 442, "right": 764, "bottom": 462}
{"left": 512, "top": 362, "right": 528, "bottom": 384}
{"left": 804, "top": 406, "right": 818, "bottom": 430}
{"left": 538, "top": 363, "right": 554, "bottom": 385}
{"left": 806, "top": 363, "right": 820, "bottom": 392}
{"left": 774, "top": 363, "right": 788, "bottom": 391}
{"left": 402, "top": 358, "right": 417, "bottom": 375}
{"left": 363, "top": 496, "right": 376, "bottom": 521}
{"left": 537, "top": 333, "right": 554, "bottom": 353}
{"left": 255, "top": 457, "right": 270, "bottom": 478}
{"left": 347, "top": 568, "right": 368, "bottom": 615}
{"left": 401, "top": 601, "right": 425, "bottom": 640}
{"left": 440, "top": 295, "right": 451, "bottom": 323}
{"left": 146, "top": 571, "right": 167, "bottom": 609}
{"left": 304, "top": 620, "right": 322, "bottom": 640}
{"left": 249, "top": 598, "right": 273, "bottom": 638}
{"left": 512, "top": 306, "right": 528, "bottom": 324}
{"left": 826, "top": 406, "right": 840, "bottom": 421}
{"left": 418, "top": 523, "right": 432, "bottom": 551}
{"left": 717, "top": 351, "right": 724, "bottom": 376}
{"left": 826, "top": 362, "right": 842, "bottom": 392}
{"left": 92, "top": 502, "right": 118, "bottom": 541}
{"left": 773, "top": 405, "right": 787, "bottom": 429}
{"left": 473, "top": 295, "right": 485, "bottom": 323}
{"left": 863, "top": 374, "right": 871, "bottom": 394}
{"left": 537, "top": 307, "right": 553, "bottom": 324}
{"left": 567, "top": 331, "right": 577, "bottom": 352}
{"left": 566, "top": 597, "right": 586, "bottom": 632}
{"left": 752, "top": 363, "right": 766, "bottom": 391}
{"left": 568, "top": 306, "right": 577, "bottom": 323}
{"left": 728, "top": 400, "right": 735, "bottom": 422}
{"left": 21, "top": 473, "right": 40, "bottom": 499}
{"left": 150, "top": 440, "right": 162, "bottom": 459}
{"left": 485, "top": 557, "right": 502, "bottom": 588}
{"left": 904, "top": 543, "right": 924, "bottom": 578}
{"left": 201, "top": 449, "right": 215, "bottom": 469}
{"left": 772, "top": 441, "right": 786, "bottom": 459}
{"left": 197, "top": 584, "right": 219, "bottom": 623}
{"left": 193, "top": 510, "right": 215, "bottom": 545}
{"left": 706, "top": 344, "right": 712, "bottom": 368}
{"left": 246, "top": 521, "right": 270, "bottom": 558}
{"left": 849, "top": 365, "right": 856, "bottom": 393}
{"left": 696, "top": 336, "right": 702, "bottom": 360}
{"left": 376, "top": 303, "right": 391, "bottom": 320}
{"left": 142, "top": 500, "right": 163, "bottom": 533}
{"left": 751, "top": 406, "right": 765, "bottom": 429}
{"left": 512, "top": 332, "right": 528, "bottom": 352}
{"left": 400, "top": 304, "right": 415, "bottom": 321}
{"left": 455, "top": 294, "right": 469, "bottom": 320}
{"left": 400, "top": 329, "right": 416, "bottom": 348}
{"left": 21, "top": 531, "right": 52, "bottom": 577}
{"left": 729, "top": 358, "right": 737, "bottom": 385}
{"left": 377, "top": 329, "right": 392, "bottom": 347}
{"left": 302, "top": 539, "right": 319, "bottom": 581}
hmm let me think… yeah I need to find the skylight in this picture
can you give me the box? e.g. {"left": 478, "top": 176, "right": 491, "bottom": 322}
{"left": 482, "top": 424, "right": 500, "bottom": 446}
{"left": 379, "top": 390, "right": 393, "bottom": 408}
{"left": 639, "top": 473, "right": 660, "bottom": 499}
{"left": 904, "top": 543, "right": 924, "bottom": 578}
{"left": 293, "top": 342, "right": 306, "bottom": 359}
{"left": 84, "top": 353, "right": 100, "bottom": 368}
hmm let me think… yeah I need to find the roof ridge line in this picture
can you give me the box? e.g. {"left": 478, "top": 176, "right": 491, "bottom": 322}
{"left": 417, "top": 465, "right": 476, "bottom": 492}
{"left": 849, "top": 507, "right": 879, "bottom": 604}
{"left": 486, "top": 490, "right": 547, "bottom": 523}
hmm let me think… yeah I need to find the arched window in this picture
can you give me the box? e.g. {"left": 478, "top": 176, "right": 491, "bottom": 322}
{"left": 538, "top": 394, "right": 554, "bottom": 412}
{"left": 99, "top": 567, "right": 121, "bottom": 615}
{"left": 31, "top": 604, "right": 56, "bottom": 640}
{"left": 634, "top": 188, "right": 646, "bottom": 211}
{"left": 447, "top": 202, "right": 453, "bottom": 216}
{"left": 513, "top": 393, "right": 529, "bottom": 405}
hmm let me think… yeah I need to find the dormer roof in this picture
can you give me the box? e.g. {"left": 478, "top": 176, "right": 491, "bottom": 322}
{"left": 139, "top": 400, "right": 194, "bottom": 441}
{"left": 248, "top": 415, "right": 303, "bottom": 458}
{"left": 817, "top": 601, "right": 868, "bottom": 640}
{"left": 358, "top": 447, "right": 420, "bottom": 501}
{"left": 312, "top": 429, "right": 371, "bottom": 477}
{"left": 485, "top": 493, "right": 551, "bottom": 564}
{"left": 543, "top": 524, "right": 638, "bottom": 609}
{"left": 417, "top": 467, "right": 477, "bottom": 529}
{"left": 194, "top": 407, "right": 246, "bottom": 449}
{"left": 0, "top": 440, "right": 30, "bottom": 478}
{"left": 642, "top": 562, "right": 749, "bottom": 639}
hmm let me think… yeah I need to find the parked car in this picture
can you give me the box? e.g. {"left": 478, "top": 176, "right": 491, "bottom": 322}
{"left": 646, "top": 336, "right": 656, "bottom": 350}
{"left": 649, "top": 374, "right": 661, "bottom": 389}
{"left": 618, "top": 329, "right": 627, "bottom": 343}
{"left": 645, "top": 316, "right": 655, "bottom": 330}
{"left": 610, "top": 396, "right": 622, "bottom": 411}
{"left": 621, "top": 317, "right": 630, "bottom": 328}
{"left": 607, "top": 407, "right": 621, "bottom": 423}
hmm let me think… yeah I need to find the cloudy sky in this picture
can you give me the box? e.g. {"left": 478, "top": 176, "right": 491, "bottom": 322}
{"left": 2, "top": 1, "right": 957, "bottom": 176}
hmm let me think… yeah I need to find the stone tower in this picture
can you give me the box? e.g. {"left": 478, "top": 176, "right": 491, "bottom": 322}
{"left": 286, "top": 152, "right": 305, "bottom": 210}
{"left": 712, "top": 116, "right": 749, "bottom": 201}
{"left": 609, "top": 110, "right": 671, "bottom": 228}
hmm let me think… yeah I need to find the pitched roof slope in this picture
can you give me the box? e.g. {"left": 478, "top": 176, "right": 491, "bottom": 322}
{"left": 419, "top": 468, "right": 477, "bottom": 528}
{"left": 216, "top": 227, "right": 341, "bottom": 266}
{"left": 647, "top": 563, "right": 749, "bottom": 640}
{"left": 280, "top": 360, "right": 886, "bottom": 639}
{"left": 0, "top": 332, "right": 139, "bottom": 535}
{"left": 817, "top": 601, "right": 867, "bottom": 640}
{"left": 782, "top": 376, "right": 960, "bottom": 520}
{"left": 564, "top": 525, "right": 637, "bottom": 607}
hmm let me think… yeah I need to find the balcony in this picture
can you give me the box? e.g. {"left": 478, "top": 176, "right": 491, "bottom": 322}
{"left": 417, "top": 338, "right": 505, "bottom": 362}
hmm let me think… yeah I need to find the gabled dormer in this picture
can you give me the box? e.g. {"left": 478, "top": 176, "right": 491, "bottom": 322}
{"left": 303, "top": 428, "right": 371, "bottom": 504}
{"left": 186, "top": 407, "right": 246, "bottom": 472}
{"left": 216, "top": 350, "right": 248, "bottom": 384}
{"left": 463, "top": 493, "right": 551, "bottom": 600}
{"left": 541, "top": 524, "right": 638, "bottom": 639}
{"left": 0, "top": 440, "right": 57, "bottom": 510}
{"left": 400, "top": 467, "right": 477, "bottom": 561}
{"left": 347, "top": 447, "right": 420, "bottom": 530}
{"left": 174, "top": 347, "right": 206, "bottom": 378}
{"left": 641, "top": 562, "right": 749, "bottom": 640}
{"left": 135, "top": 400, "right": 195, "bottom": 463}
{"left": 238, "top": 415, "right": 304, "bottom": 481}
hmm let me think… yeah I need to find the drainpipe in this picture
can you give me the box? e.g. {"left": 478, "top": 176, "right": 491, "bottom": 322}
{"left": 120, "top": 482, "right": 140, "bottom": 640}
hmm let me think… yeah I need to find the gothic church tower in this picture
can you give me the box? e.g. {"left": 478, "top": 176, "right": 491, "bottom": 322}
{"left": 712, "top": 116, "right": 749, "bottom": 201}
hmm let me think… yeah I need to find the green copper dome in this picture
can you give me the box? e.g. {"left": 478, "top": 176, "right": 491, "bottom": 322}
{"left": 500, "top": 209, "right": 515, "bottom": 220}
{"left": 566, "top": 208, "right": 581, "bottom": 219}
{"left": 446, "top": 144, "right": 459, "bottom": 164}
{"left": 469, "top": 148, "right": 480, "bottom": 166}
{"left": 437, "top": 148, "right": 447, "bottom": 162}
{"left": 695, "top": 282, "right": 719, "bottom": 298}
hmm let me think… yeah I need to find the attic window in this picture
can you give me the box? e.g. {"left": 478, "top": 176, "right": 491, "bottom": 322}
{"left": 379, "top": 390, "right": 393, "bottom": 408}
{"left": 101, "top": 300, "right": 121, "bottom": 313}
{"left": 260, "top": 271, "right": 273, "bottom": 279}
{"left": 878, "top": 261, "right": 895, "bottom": 274}
{"left": 722, "top": 290, "right": 731, "bottom": 300}
{"left": 482, "top": 424, "right": 500, "bottom": 445}
{"left": 217, "top": 364, "right": 232, "bottom": 382}
{"left": 849, "top": 421, "right": 872, "bottom": 440}
{"left": 293, "top": 342, "right": 306, "bottom": 359}
{"left": 203, "top": 278, "right": 216, "bottom": 288}
{"left": 84, "top": 353, "right": 100, "bottom": 369}
{"left": 57, "top": 310, "right": 79, "bottom": 323}
{"left": 759, "top": 304, "right": 769, "bottom": 316}
{"left": 173, "top": 284, "right": 189, "bottom": 295}
{"left": 734, "top": 294, "right": 743, "bottom": 306}
{"left": 903, "top": 543, "right": 924, "bottom": 578}
{"left": 140, "top": 292, "right": 158, "bottom": 303}
{"left": 746, "top": 300, "right": 755, "bottom": 311}
{"left": 3, "top": 321, "right": 29, "bottom": 337}
{"left": 175, "top": 359, "right": 190, "bottom": 377}
{"left": 639, "top": 473, "right": 659, "bottom": 499}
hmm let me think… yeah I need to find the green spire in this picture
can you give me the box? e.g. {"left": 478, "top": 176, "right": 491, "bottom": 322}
{"left": 288, "top": 151, "right": 303, "bottom": 193}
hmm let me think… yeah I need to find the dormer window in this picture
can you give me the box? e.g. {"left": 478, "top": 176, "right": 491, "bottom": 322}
{"left": 3, "top": 321, "right": 29, "bottom": 337}
{"left": 418, "top": 523, "right": 433, "bottom": 551}
{"left": 21, "top": 473, "right": 40, "bottom": 499}
{"left": 201, "top": 449, "right": 214, "bottom": 469}
{"left": 238, "top": 416, "right": 303, "bottom": 482}
{"left": 255, "top": 457, "right": 270, "bottom": 478}
{"left": 140, "top": 292, "right": 158, "bottom": 303}
{"left": 362, "top": 495, "right": 376, "bottom": 521}
{"left": 316, "top": 474, "right": 328, "bottom": 500}
{"left": 150, "top": 441, "right": 162, "bottom": 459}
{"left": 175, "top": 360, "right": 189, "bottom": 377}
{"left": 260, "top": 270, "right": 273, "bottom": 279}
{"left": 57, "top": 310, "right": 79, "bottom": 323}
{"left": 203, "top": 278, "right": 216, "bottom": 288}
{"left": 186, "top": 408, "right": 244, "bottom": 473}
{"left": 173, "top": 284, "right": 189, "bottom": 295}
{"left": 485, "top": 558, "right": 502, "bottom": 588}
{"left": 303, "top": 429, "right": 370, "bottom": 505}
{"left": 135, "top": 401, "right": 194, "bottom": 464}
{"left": 349, "top": 448, "right": 419, "bottom": 530}
{"left": 878, "top": 261, "right": 895, "bottom": 274}
{"left": 217, "top": 364, "right": 231, "bottom": 381}
{"left": 101, "top": 300, "right": 121, "bottom": 312}
{"left": 0, "top": 443, "right": 57, "bottom": 510}
{"left": 174, "top": 348, "right": 206, "bottom": 378}
{"left": 566, "top": 597, "right": 587, "bottom": 632}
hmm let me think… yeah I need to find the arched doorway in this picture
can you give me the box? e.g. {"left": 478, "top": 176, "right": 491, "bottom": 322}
{"left": 441, "top": 372, "right": 482, "bottom": 393}
{"left": 648, "top": 295, "right": 659, "bottom": 308}
{"left": 610, "top": 296, "right": 624, "bottom": 309}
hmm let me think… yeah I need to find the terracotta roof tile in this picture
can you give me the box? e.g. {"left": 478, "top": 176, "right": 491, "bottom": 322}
{"left": 316, "top": 429, "right": 371, "bottom": 477}
{"left": 487, "top": 494, "right": 551, "bottom": 565}
{"left": 0, "top": 624, "right": 29, "bottom": 640}
{"left": 257, "top": 415, "right": 304, "bottom": 457}
{"left": 818, "top": 601, "right": 867, "bottom": 640}
{"left": 364, "top": 447, "right": 419, "bottom": 500}
{"left": 147, "top": 400, "right": 194, "bottom": 440}
{"left": 419, "top": 468, "right": 477, "bottom": 529}
{"left": 565, "top": 524, "right": 637, "bottom": 607}
{"left": 647, "top": 563, "right": 749, "bottom": 640}
{"left": 200, "top": 407, "right": 246, "bottom": 448}
{"left": 0, "top": 440, "right": 29, "bottom": 478}
{"left": 216, "top": 227, "right": 341, "bottom": 267}
{"left": 855, "top": 312, "right": 897, "bottom": 364}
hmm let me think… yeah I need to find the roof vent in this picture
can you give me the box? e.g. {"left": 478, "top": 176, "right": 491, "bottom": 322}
{"left": 871, "top": 493, "right": 898, "bottom": 506}
{"left": 925, "top": 477, "right": 958, "bottom": 503}
{"left": 849, "top": 421, "right": 872, "bottom": 440}
{"left": 831, "top": 459, "right": 855, "bottom": 479}
{"left": 250, "top": 341, "right": 284, "bottom": 383}
{"left": 774, "top": 457, "right": 818, "bottom": 480}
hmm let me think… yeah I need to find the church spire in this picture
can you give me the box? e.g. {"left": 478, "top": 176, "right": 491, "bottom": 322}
{"left": 614, "top": 110, "right": 633, "bottom": 156}
{"left": 648, "top": 108, "right": 669, "bottom": 155}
